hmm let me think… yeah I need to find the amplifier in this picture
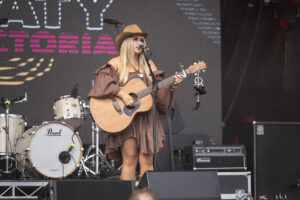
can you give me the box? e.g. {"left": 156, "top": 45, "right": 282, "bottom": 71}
{"left": 182, "top": 145, "right": 247, "bottom": 170}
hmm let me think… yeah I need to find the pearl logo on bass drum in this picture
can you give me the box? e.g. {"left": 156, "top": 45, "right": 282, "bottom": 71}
{"left": 46, "top": 128, "right": 62, "bottom": 136}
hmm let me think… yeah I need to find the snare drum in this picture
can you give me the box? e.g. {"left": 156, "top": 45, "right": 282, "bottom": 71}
{"left": 15, "top": 121, "right": 83, "bottom": 178}
{"left": 53, "top": 95, "right": 85, "bottom": 128}
{"left": 0, "top": 114, "right": 26, "bottom": 155}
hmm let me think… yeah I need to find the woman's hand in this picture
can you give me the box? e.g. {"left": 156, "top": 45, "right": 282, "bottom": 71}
{"left": 172, "top": 72, "right": 185, "bottom": 89}
{"left": 118, "top": 91, "right": 134, "bottom": 106}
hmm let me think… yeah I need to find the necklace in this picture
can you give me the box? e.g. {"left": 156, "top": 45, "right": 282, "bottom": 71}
{"left": 132, "top": 65, "right": 144, "bottom": 79}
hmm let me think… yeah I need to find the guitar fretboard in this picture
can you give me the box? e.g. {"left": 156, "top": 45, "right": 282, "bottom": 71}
{"left": 136, "top": 70, "right": 186, "bottom": 98}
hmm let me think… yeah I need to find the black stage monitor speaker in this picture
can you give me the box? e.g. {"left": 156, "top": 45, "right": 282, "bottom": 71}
{"left": 139, "top": 171, "right": 221, "bottom": 200}
{"left": 253, "top": 121, "right": 300, "bottom": 200}
{"left": 53, "top": 179, "right": 134, "bottom": 200}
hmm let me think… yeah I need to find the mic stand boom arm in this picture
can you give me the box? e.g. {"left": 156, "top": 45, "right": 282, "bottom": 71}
{"left": 142, "top": 49, "right": 159, "bottom": 171}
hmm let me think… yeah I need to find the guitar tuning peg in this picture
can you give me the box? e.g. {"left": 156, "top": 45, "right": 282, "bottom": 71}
{"left": 178, "top": 63, "right": 184, "bottom": 71}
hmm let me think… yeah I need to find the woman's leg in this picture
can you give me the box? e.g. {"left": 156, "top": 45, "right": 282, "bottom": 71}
{"left": 120, "top": 137, "right": 138, "bottom": 180}
{"left": 138, "top": 152, "right": 153, "bottom": 179}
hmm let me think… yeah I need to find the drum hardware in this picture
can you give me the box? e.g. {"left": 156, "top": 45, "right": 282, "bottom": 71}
{"left": 0, "top": 90, "right": 27, "bottom": 175}
{"left": 16, "top": 153, "right": 27, "bottom": 180}
{"left": 81, "top": 100, "right": 90, "bottom": 117}
{"left": 77, "top": 86, "right": 116, "bottom": 178}
{"left": 77, "top": 119, "right": 114, "bottom": 177}
{"left": 0, "top": 155, "right": 16, "bottom": 176}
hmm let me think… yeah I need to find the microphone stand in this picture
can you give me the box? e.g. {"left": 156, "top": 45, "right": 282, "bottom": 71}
{"left": 103, "top": 18, "right": 124, "bottom": 34}
{"left": 114, "top": 24, "right": 122, "bottom": 34}
{"left": 142, "top": 48, "right": 159, "bottom": 170}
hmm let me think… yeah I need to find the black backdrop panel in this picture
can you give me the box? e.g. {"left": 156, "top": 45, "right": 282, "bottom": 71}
{"left": 254, "top": 122, "right": 300, "bottom": 199}
{"left": 0, "top": 0, "right": 221, "bottom": 143}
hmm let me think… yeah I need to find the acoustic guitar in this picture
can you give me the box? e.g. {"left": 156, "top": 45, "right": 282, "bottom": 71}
{"left": 90, "top": 61, "right": 207, "bottom": 134}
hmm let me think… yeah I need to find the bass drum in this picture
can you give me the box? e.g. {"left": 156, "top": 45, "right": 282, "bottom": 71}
{"left": 16, "top": 121, "right": 83, "bottom": 178}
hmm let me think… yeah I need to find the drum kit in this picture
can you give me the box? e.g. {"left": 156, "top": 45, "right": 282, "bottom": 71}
{"left": 0, "top": 91, "right": 118, "bottom": 179}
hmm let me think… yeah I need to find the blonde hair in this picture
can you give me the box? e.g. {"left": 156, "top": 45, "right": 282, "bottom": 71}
{"left": 129, "top": 187, "right": 157, "bottom": 200}
{"left": 118, "top": 37, "right": 151, "bottom": 86}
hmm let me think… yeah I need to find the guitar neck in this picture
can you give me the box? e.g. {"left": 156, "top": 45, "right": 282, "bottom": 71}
{"left": 137, "top": 70, "right": 187, "bottom": 98}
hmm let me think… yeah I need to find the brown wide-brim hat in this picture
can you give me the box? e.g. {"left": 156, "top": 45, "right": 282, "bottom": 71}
{"left": 115, "top": 24, "right": 149, "bottom": 51}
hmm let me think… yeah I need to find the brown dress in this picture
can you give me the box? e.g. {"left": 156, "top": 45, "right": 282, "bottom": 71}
{"left": 88, "top": 64, "right": 175, "bottom": 162}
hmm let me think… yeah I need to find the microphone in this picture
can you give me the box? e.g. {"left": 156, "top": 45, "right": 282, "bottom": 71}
{"left": 137, "top": 42, "right": 151, "bottom": 52}
{"left": 103, "top": 18, "right": 123, "bottom": 25}
{"left": 68, "top": 143, "right": 75, "bottom": 152}
{"left": 137, "top": 43, "right": 152, "bottom": 58}
{"left": 137, "top": 42, "right": 145, "bottom": 50}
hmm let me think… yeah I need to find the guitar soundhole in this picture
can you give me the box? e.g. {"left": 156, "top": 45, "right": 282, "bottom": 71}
{"left": 123, "top": 93, "right": 140, "bottom": 116}
{"left": 129, "top": 93, "right": 138, "bottom": 105}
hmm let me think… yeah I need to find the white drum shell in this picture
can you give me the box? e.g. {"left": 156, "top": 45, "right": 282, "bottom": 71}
{"left": 53, "top": 96, "right": 84, "bottom": 128}
{"left": 15, "top": 121, "right": 83, "bottom": 178}
{"left": 0, "top": 114, "right": 25, "bottom": 154}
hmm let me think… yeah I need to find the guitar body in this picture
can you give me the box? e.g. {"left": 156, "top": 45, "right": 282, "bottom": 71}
{"left": 90, "top": 78, "right": 153, "bottom": 134}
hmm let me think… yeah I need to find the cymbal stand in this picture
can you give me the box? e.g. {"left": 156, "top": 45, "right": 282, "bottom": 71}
{"left": 77, "top": 119, "right": 97, "bottom": 177}
{"left": 0, "top": 99, "right": 13, "bottom": 175}
{"left": 0, "top": 91, "right": 27, "bottom": 175}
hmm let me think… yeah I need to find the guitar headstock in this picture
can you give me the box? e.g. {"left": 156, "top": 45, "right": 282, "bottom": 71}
{"left": 186, "top": 61, "right": 207, "bottom": 74}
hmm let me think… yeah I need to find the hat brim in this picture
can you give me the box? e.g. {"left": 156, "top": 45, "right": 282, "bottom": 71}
{"left": 115, "top": 32, "right": 149, "bottom": 51}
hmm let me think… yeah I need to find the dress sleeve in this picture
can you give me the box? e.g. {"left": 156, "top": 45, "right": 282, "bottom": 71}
{"left": 154, "top": 70, "right": 175, "bottom": 118}
{"left": 87, "top": 64, "right": 120, "bottom": 99}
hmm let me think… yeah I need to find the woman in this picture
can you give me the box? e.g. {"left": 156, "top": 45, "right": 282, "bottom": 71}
{"left": 88, "top": 24, "right": 184, "bottom": 180}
